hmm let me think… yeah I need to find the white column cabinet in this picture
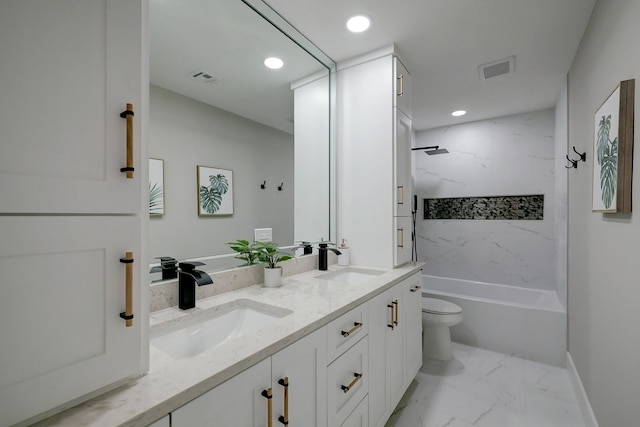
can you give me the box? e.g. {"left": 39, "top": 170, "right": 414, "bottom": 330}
{"left": 367, "top": 273, "right": 422, "bottom": 427}
{"left": 172, "top": 328, "right": 327, "bottom": 427}
{"left": 403, "top": 274, "right": 423, "bottom": 383}
{"left": 0, "top": 1, "right": 147, "bottom": 425}
{"left": 337, "top": 48, "right": 413, "bottom": 268}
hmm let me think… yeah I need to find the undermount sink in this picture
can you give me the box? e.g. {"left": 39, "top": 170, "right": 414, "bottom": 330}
{"left": 151, "top": 299, "right": 292, "bottom": 359}
{"left": 316, "top": 267, "right": 385, "bottom": 284}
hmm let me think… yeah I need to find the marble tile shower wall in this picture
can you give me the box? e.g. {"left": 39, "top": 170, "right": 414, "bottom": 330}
{"left": 414, "top": 109, "right": 556, "bottom": 290}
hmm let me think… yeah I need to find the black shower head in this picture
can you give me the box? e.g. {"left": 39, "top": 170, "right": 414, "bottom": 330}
{"left": 411, "top": 145, "right": 450, "bottom": 155}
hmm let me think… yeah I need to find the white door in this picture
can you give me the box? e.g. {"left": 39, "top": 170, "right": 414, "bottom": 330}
{"left": 386, "top": 286, "right": 406, "bottom": 412}
{"left": 271, "top": 328, "right": 328, "bottom": 427}
{"left": 368, "top": 291, "right": 393, "bottom": 427}
{"left": 394, "top": 109, "right": 412, "bottom": 218}
{"left": 171, "top": 358, "right": 272, "bottom": 427}
{"left": 0, "top": 0, "right": 144, "bottom": 214}
{"left": 0, "top": 216, "right": 143, "bottom": 426}
{"left": 394, "top": 57, "right": 412, "bottom": 119}
{"left": 394, "top": 216, "right": 412, "bottom": 267}
{"left": 403, "top": 273, "right": 423, "bottom": 383}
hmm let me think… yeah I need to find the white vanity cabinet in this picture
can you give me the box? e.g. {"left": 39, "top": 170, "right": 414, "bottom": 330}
{"left": 172, "top": 327, "right": 327, "bottom": 427}
{"left": 0, "top": 1, "right": 147, "bottom": 426}
{"left": 367, "top": 272, "right": 422, "bottom": 427}
{"left": 337, "top": 47, "right": 413, "bottom": 268}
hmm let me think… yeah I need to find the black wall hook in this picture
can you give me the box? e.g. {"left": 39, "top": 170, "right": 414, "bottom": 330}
{"left": 260, "top": 180, "right": 266, "bottom": 189}
{"left": 565, "top": 146, "right": 586, "bottom": 169}
{"left": 278, "top": 182, "right": 284, "bottom": 191}
{"left": 565, "top": 155, "right": 578, "bottom": 169}
{"left": 572, "top": 146, "right": 587, "bottom": 162}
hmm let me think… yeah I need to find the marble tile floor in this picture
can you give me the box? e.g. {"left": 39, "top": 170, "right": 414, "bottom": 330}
{"left": 386, "top": 342, "right": 585, "bottom": 427}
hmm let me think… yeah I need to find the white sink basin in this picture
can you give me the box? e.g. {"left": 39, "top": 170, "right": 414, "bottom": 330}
{"left": 151, "top": 299, "right": 292, "bottom": 359}
{"left": 316, "top": 267, "right": 385, "bottom": 284}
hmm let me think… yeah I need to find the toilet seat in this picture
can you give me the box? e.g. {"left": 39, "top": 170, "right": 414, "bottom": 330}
{"left": 422, "top": 297, "right": 462, "bottom": 315}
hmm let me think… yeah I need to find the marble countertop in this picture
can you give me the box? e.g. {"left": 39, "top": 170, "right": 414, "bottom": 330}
{"left": 35, "top": 263, "right": 423, "bottom": 427}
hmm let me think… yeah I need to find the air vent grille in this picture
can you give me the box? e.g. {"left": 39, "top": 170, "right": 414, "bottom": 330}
{"left": 190, "top": 70, "right": 219, "bottom": 84}
{"left": 478, "top": 56, "right": 515, "bottom": 80}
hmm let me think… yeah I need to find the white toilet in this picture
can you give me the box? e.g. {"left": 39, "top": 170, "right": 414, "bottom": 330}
{"left": 421, "top": 296, "right": 463, "bottom": 361}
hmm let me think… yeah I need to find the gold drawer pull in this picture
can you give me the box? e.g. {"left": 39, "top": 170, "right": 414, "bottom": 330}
{"left": 341, "top": 322, "right": 363, "bottom": 337}
{"left": 397, "top": 228, "right": 404, "bottom": 248}
{"left": 119, "top": 252, "right": 134, "bottom": 327}
{"left": 387, "top": 303, "right": 395, "bottom": 330}
{"left": 410, "top": 285, "right": 421, "bottom": 293}
{"left": 397, "top": 73, "right": 404, "bottom": 97}
{"left": 278, "top": 377, "right": 289, "bottom": 426}
{"left": 119, "top": 103, "right": 135, "bottom": 178}
{"left": 397, "top": 185, "right": 404, "bottom": 205}
{"left": 393, "top": 300, "right": 399, "bottom": 326}
{"left": 341, "top": 372, "right": 363, "bottom": 393}
{"left": 261, "top": 388, "right": 273, "bottom": 427}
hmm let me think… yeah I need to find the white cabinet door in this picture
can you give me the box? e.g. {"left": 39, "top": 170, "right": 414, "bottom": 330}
{"left": 0, "top": 0, "right": 144, "bottom": 214}
{"left": 394, "top": 58, "right": 412, "bottom": 119}
{"left": 171, "top": 358, "right": 271, "bottom": 427}
{"left": 403, "top": 273, "right": 423, "bottom": 384}
{"left": 0, "top": 216, "right": 143, "bottom": 427}
{"left": 272, "top": 328, "right": 327, "bottom": 427}
{"left": 147, "top": 415, "right": 170, "bottom": 427}
{"left": 394, "top": 216, "right": 412, "bottom": 267}
{"left": 394, "top": 108, "right": 413, "bottom": 218}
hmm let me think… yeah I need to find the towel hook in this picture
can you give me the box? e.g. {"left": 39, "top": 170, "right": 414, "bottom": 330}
{"left": 565, "top": 155, "right": 578, "bottom": 169}
{"left": 260, "top": 180, "right": 266, "bottom": 189}
{"left": 572, "top": 146, "right": 586, "bottom": 162}
{"left": 278, "top": 182, "right": 284, "bottom": 191}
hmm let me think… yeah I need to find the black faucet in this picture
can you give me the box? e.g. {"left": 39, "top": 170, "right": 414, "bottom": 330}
{"left": 178, "top": 262, "right": 213, "bottom": 310}
{"left": 318, "top": 243, "right": 341, "bottom": 271}
{"left": 149, "top": 256, "right": 178, "bottom": 280}
{"left": 296, "top": 241, "right": 313, "bottom": 255}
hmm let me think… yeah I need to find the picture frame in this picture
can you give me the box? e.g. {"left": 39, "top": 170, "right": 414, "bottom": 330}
{"left": 149, "top": 158, "right": 165, "bottom": 216}
{"left": 197, "top": 165, "right": 234, "bottom": 216}
{"left": 592, "top": 79, "right": 635, "bottom": 213}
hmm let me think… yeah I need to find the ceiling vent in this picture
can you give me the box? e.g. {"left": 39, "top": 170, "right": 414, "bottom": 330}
{"left": 190, "top": 70, "right": 219, "bottom": 84}
{"left": 478, "top": 56, "right": 515, "bottom": 80}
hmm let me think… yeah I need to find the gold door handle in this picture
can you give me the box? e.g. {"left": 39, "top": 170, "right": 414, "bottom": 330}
{"left": 397, "top": 228, "right": 404, "bottom": 248}
{"left": 277, "top": 377, "right": 289, "bottom": 426}
{"left": 119, "top": 103, "right": 135, "bottom": 178}
{"left": 397, "top": 185, "right": 404, "bottom": 205}
{"left": 392, "top": 300, "right": 399, "bottom": 326}
{"left": 397, "top": 73, "right": 404, "bottom": 97}
{"left": 119, "top": 252, "right": 134, "bottom": 327}
{"left": 341, "top": 322, "right": 363, "bottom": 337}
{"left": 387, "top": 303, "right": 395, "bottom": 330}
{"left": 341, "top": 372, "right": 363, "bottom": 393}
{"left": 261, "top": 388, "right": 273, "bottom": 427}
{"left": 410, "top": 285, "right": 421, "bottom": 293}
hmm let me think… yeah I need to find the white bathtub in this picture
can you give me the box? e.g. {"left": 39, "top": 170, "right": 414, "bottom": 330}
{"left": 421, "top": 274, "right": 567, "bottom": 366}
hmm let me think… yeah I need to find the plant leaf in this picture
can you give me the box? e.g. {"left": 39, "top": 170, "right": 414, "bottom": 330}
{"left": 596, "top": 115, "right": 611, "bottom": 165}
{"left": 149, "top": 182, "right": 163, "bottom": 213}
{"left": 208, "top": 174, "right": 229, "bottom": 195}
{"left": 200, "top": 185, "right": 222, "bottom": 213}
{"left": 600, "top": 153, "right": 617, "bottom": 209}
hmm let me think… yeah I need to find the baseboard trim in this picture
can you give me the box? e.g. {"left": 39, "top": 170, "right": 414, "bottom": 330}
{"left": 567, "top": 352, "right": 599, "bottom": 427}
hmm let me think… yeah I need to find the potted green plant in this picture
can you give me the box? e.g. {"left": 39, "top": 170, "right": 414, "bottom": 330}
{"left": 254, "top": 241, "right": 293, "bottom": 287}
{"left": 226, "top": 239, "right": 260, "bottom": 266}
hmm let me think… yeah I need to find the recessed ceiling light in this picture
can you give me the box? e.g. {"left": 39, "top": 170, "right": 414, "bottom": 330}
{"left": 264, "top": 57, "right": 284, "bottom": 70}
{"left": 346, "top": 15, "right": 371, "bottom": 33}
{"left": 451, "top": 110, "right": 467, "bottom": 117}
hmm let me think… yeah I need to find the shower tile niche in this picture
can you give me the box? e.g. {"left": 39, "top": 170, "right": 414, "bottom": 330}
{"left": 424, "top": 194, "right": 544, "bottom": 220}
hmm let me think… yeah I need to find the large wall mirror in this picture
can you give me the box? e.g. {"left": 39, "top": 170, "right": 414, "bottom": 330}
{"left": 149, "top": 0, "right": 335, "bottom": 281}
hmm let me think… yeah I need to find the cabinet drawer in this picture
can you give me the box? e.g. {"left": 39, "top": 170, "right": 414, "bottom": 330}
{"left": 327, "top": 336, "right": 369, "bottom": 427}
{"left": 340, "top": 395, "right": 368, "bottom": 427}
{"left": 326, "top": 303, "right": 369, "bottom": 362}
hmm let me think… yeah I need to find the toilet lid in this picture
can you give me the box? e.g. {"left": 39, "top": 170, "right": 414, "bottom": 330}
{"left": 422, "top": 297, "right": 462, "bottom": 315}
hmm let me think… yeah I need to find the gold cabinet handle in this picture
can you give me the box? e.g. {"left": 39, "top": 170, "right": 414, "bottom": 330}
{"left": 397, "top": 73, "right": 404, "bottom": 97}
{"left": 397, "top": 185, "right": 404, "bottom": 205}
{"left": 397, "top": 228, "right": 404, "bottom": 248}
{"left": 120, "top": 103, "right": 135, "bottom": 178}
{"left": 410, "top": 285, "right": 421, "bottom": 293}
{"left": 277, "top": 377, "right": 289, "bottom": 426}
{"left": 392, "top": 300, "right": 399, "bottom": 326}
{"left": 387, "top": 303, "right": 395, "bottom": 330}
{"left": 341, "top": 372, "right": 363, "bottom": 393}
{"left": 262, "top": 388, "right": 273, "bottom": 427}
{"left": 119, "top": 252, "right": 134, "bottom": 327}
{"left": 341, "top": 322, "right": 363, "bottom": 337}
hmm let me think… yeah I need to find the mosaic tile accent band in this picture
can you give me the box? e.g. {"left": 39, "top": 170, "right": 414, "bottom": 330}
{"left": 423, "top": 194, "right": 544, "bottom": 220}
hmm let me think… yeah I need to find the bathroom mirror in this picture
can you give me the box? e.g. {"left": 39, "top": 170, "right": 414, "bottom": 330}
{"left": 148, "top": 0, "right": 334, "bottom": 280}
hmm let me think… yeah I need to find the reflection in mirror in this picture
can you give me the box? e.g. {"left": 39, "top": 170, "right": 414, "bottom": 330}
{"left": 148, "top": 0, "right": 334, "bottom": 282}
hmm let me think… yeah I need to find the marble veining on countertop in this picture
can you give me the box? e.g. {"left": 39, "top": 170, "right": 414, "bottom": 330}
{"left": 34, "top": 263, "right": 423, "bottom": 427}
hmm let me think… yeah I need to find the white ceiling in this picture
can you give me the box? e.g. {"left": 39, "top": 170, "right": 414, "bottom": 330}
{"left": 264, "top": 0, "right": 597, "bottom": 131}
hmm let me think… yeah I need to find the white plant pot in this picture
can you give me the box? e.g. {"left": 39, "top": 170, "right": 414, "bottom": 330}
{"left": 263, "top": 267, "right": 283, "bottom": 287}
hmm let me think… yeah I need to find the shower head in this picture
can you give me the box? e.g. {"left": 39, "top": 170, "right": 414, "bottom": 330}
{"left": 411, "top": 145, "right": 450, "bottom": 155}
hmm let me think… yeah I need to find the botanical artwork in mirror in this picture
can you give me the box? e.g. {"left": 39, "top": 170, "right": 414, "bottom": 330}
{"left": 198, "top": 166, "right": 233, "bottom": 216}
{"left": 148, "top": 0, "right": 335, "bottom": 278}
{"left": 149, "top": 158, "right": 164, "bottom": 216}
{"left": 592, "top": 79, "right": 635, "bottom": 213}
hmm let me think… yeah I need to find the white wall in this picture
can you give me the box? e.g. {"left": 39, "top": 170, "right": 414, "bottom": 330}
{"left": 555, "top": 81, "right": 569, "bottom": 309}
{"left": 414, "top": 109, "right": 556, "bottom": 290}
{"left": 148, "top": 85, "right": 294, "bottom": 264}
{"left": 567, "top": 1, "right": 640, "bottom": 425}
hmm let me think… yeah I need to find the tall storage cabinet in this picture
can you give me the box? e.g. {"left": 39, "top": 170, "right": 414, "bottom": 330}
{"left": 0, "top": 1, "right": 148, "bottom": 425}
{"left": 337, "top": 47, "right": 413, "bottom": 269}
